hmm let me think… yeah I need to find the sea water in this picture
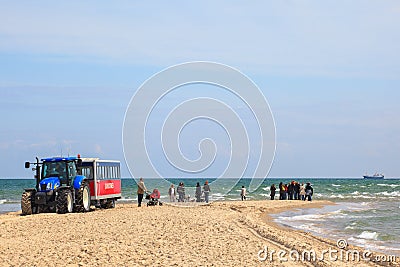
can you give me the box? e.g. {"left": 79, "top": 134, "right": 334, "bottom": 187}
{"left": 1, "top": 177, "right": 399, "bottom": 256}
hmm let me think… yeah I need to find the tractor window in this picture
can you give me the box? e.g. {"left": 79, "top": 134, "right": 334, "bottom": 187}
{"left": 81, "top": 166, "right": 93, "bottom": 180}
{"left": 42, "top": 162, "right": 66, "bottom": 180}
{"left": 67, "top": 161, "right": 76, "bottom": 180}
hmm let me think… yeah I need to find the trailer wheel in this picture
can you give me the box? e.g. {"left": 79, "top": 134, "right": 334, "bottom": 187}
{"left": 21, "top": 191, "right": 37, "bottom": 215}
{"left": 56, "top": 189, "right": 73, "bottom": 214}
{"left": 75, "top": 181, "right": 91, "bottom": 212}
{"left": 105, "top": 199, "right": 115, "bottom": 209}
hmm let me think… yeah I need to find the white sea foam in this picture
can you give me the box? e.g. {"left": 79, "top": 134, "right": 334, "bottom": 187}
{"left": 377, "top": 184, "right": 400, "bottom": 188}
{"left": 278, "top": 214, "right": 326, "bottom": 222}
{"left": 328, "top": 194, "right": 345, "bottom": 199}
{"left": 376, "top": 191, "right": 400, "bottom": 197}
{"left": 357, "top": 231, "right": 379, "bottom": 240}
{"left": 0, "top": 199, "right": 7, "bottom": 204}
{"left": 351, "top": 195, "right": 375, "bottom": 199}
{"left": 331, "top": 184, "right": 341, "bottom": 187}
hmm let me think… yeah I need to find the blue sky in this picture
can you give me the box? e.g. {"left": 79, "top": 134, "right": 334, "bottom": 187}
{"left": 0, "top": 1, "right": 399, "bottom": 178}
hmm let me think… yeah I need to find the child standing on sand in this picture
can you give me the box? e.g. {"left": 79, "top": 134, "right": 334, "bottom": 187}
{"left": 240, "top": 186, "right": 246, "bottom": 201}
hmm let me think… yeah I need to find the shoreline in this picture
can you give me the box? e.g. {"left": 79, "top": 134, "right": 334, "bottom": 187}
{"left": 0, "top": 200, "right": 398, "bottom": 266}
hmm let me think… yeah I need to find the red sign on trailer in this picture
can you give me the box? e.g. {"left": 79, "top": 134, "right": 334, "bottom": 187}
{"left": 89, "top": 179, "right": 122, "bottom": 198}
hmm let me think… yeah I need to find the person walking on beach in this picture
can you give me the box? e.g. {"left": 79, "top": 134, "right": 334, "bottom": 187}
{"left": 195, "top": 182, "right": 202, "bottom": 202}
{"left": 203, "top": 180, "right": 211, "bottom": 203}
{"left": 240, "top": 186, "right": 247, "bottom": 201}
{"left": 168, "top": 184, "right": 176, "bottom": 202}
{"left": 270, "top": 184, "right": 276, "bottom": 200}
{"left": 177, "top": 182, "right": 185, "bottom": 202}
{"left": 304, "top": 182, "right": 314, "bottom": 201}
{"left": 137, "top": 177, "right": 147, "bottom": 207}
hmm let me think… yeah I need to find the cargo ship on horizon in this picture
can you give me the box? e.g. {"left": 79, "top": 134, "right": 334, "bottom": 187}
{"left": 363, "top": 172, "right": 384, "bottom": 179}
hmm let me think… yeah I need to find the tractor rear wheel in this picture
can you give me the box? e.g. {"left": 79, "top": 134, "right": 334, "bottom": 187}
{"left": 56, "top": 189, "right": 73, "bottom": 214}
{"left": 75, "top": 181, "right": 91, "bottom": 212}
{"left": 21, "top": 191, "right": 37, "bottom": 215}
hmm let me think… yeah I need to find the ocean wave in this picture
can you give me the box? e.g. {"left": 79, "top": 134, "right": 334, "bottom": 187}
{"left": 357, "top": 231, "right": 379, "bottom": 240}
{"left": 327, "top": 194, "right": 345, "bottom": 199}
{"left": 0, "top": 199, "right": 7, "bottom": 204}
{"left": 351, "top": 195, "right": 375, "bottom": 199}
{"left": 376, "top": 191, "right": 400, "bottom": 197}
{"left": 377, "top": 184, "right": 400, "bottom": 188}
{"left": 277, "top": 214, "right": 327, "bottom": 221}
{"left": 331, "top": 184, "right": 341, "bottom": 187}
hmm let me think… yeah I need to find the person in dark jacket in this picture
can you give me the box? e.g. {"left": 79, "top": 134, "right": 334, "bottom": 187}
{"left": 279, "top": 182, "right": 284, "bottom": 200}
{"left": 304, "top": 182, "right": 314, "bottom": 201}
{"left": 177, "top": 182, "right": 185, "bottom": 202}
{"left": 270, "top": 184, "right": 276, "bottom": 200}
{"left": 294, "top": 182, "right": 301, "bottom": 200}
{"left": 195, "top": 182, "right": 202, "bottom": 202}
{"left": 203, "top": 181, "right": 211, "bottom": 203}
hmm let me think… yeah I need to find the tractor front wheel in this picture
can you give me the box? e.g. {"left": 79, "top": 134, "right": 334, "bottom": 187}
{"left": 21, "top": 191, "right": 37, "bottom": 215}
{"left": 75, "top": 181, "right": 91, "bottom": 212}
{"left": 56, "top": 189, "right": 73, "bottom": 214}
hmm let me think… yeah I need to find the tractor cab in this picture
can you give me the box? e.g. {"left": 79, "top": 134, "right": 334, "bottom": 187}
{"left": 41, "top": 157, "right": 79, "bottom": 187}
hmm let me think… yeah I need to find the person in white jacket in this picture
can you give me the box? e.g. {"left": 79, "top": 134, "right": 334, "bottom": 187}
{"left": 168, "top": 184, "right": 176, "bottom": 202}
{"left": 241, "top": 186, "right": 247, "bottom": 201}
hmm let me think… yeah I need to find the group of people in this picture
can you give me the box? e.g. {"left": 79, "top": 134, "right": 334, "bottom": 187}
{"left": 136, "top": 178, "right": 212, "bottom": 207}
{"left": 137, "top": 177, "right": 314, "bottom": 207}
{"left": 269, "top": 181, "right": 314, "bottom": 201}
{"left": 168, "top": 181, "right": 211, "bottom": 203}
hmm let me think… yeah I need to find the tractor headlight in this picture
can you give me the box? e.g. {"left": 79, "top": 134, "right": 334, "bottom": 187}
{"left": 46, "top": 183, "right": 52, "bottom": 190}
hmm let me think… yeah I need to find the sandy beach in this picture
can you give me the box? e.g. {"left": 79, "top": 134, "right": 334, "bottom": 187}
{"left": 0, "top": 200, "right": 398, "bottom": 267}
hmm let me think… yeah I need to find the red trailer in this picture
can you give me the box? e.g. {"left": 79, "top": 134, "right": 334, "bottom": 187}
{"left": 79, "top": 158, "right": 122, "bottom": 208}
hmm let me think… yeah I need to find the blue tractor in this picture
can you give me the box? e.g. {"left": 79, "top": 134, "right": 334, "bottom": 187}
{"left": 21, "top": 156, "right": 91, "bottom": 215}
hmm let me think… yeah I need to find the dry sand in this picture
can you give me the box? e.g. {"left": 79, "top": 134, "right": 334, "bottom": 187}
{"left": 0, "top": 200, "right": 398, "bottom": 267}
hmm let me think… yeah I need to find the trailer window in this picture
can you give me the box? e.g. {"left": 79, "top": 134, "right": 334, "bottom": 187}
{"left": 97, "top": 166, "right": 103, "bottom": 180}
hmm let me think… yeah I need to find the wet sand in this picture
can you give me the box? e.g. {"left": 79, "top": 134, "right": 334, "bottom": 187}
{"left": 0, "top": 200, "right": 398, "bottom": 266}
